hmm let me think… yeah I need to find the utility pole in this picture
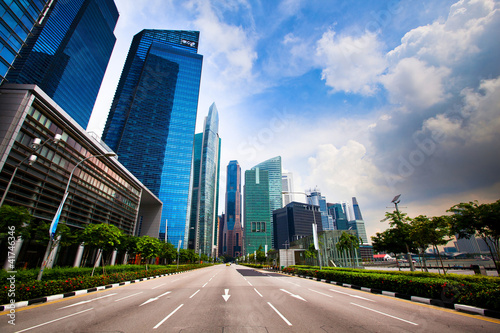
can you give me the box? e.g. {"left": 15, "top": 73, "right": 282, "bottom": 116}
{"left": 392, "top": 195, "right": 415, "bottom": 272}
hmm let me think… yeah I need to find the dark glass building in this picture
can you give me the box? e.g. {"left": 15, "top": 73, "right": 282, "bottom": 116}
{"left": 222, "top": 160, "right": 242, "bottom": 257}
{"left": 102, "top": 29, "right": 203, "bottom": 247}
{"left": 273, "top": 202, "right": 322, "bottom": 250}
{"left": 5, "top": 0, "right": 118, "bottom": 128}
{"left": 0, "top": 0, "right": 51, "bottom": 83}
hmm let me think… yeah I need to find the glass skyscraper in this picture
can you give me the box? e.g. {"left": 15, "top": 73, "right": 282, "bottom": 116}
{"left": 244, "top": 168, "right": 271, "bottom": 256}
{"left": 251, "top": 156, "right": 282, "bottom": 248}
{"left": 188, "top": 103, "right": 220, "bottom": 257}
{"left": 223, "top": 160, "right": 243, "bottom": 257}
{"left": 102, "top": 29, "right": 203, "bottom": 247}
{"left": 5, "top": 0, "right": 118, "bottom": 128}
{"left": 0, "top": 0, "right": 51, "bottom": 83}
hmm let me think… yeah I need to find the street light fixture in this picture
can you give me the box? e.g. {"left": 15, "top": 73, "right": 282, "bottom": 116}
{"left": 0, "top": 134, "right": 62, "bottom": 207}
{"left": 390, "top": 194, "right": 415, "bottom": 272}
{"left": 37, "top": 151, "right": 117, "bottom": 280}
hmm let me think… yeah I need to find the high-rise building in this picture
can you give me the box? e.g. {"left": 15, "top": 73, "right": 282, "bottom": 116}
{"left": 0, "top": 0, "right": 51, "bottom": 83}
{"left": 222, "top": 160, "right": 242, "bottom": 258}
{"left": 307, "top": 188, "right": 334, "bottom": 230}
{"left": 188, "top": 103, "right": 220, "bottom": 257}
{"left": 5, "top": 0, "right": 118, "bottom": 128}
{"left": 251, "top": 156, "right": 282, "bottom": 248}
{"left": 101, "top": 29, "right": 203, "bottom": 247}
{"left": 329, "top": 203, "right": 349, "bottom": 230}
{"left": 282, "top": 172, "right": 295, "bottom": 205}
{"left": 352, "top": 197, "right": 363, "bottom": 220}
{"left": 244, "top": 168, "right": 271, "bottom": 256}
{"left": 273, "top": 201, "right": 322, "bottom": 250}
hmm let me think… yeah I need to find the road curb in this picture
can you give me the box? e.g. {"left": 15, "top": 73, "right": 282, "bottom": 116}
{"left": 0, "top": 271, "right": 188, "bottom": 312}
{"left": 282, "top": 271, "right": 500, "bottom": 319}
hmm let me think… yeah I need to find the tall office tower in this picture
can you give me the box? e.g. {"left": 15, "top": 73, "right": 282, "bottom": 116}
{"left": 101, "top": 30, "right": 203, "bottom": 246}
{"left": 273, "top": 202, "right": 323, "bottom": 250}
{"left": 282, "top": 172, "right": 295, "bottom": 205}
{"left": 5, "top": 0, "right": 118, "bottom": 128}
{"left": 218, "top": 213, "right": 225, "bottom": 256}
{"left": 188, "top": 103, "right": 220, "bottom": 257}
{"left": 222, "top": 160, "right": 242, "bottom": 257}
{"left": 328, "top": 203, "right": 349, "bottom": 230}
{"left": 307, "top": 189, "right": 334, "bottom": 230}
{"left": 352, "top": 197, "right": 363, "bottom": 220}
{"left": 251, "top": 156, "right": 282, "bottom": 248}
{"left": 0, "top": 0, "right": 51, "bottom": 83}
{"left": 244, "top": 168, "right": 271, "bottom": 256}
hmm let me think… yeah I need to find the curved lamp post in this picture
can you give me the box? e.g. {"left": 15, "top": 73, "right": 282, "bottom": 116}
{"left": 0, "top": 134, "right": 62, "bottom": 207}
{"left": 281, "top": 191, "right": 322, "bottom": 270}
{"left": 37, "top": 151, "right": 116, "bottom": 280}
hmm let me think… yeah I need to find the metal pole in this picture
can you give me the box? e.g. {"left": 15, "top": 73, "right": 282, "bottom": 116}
{"left": 394, "top": 200, "right": 415, "bottom": 272}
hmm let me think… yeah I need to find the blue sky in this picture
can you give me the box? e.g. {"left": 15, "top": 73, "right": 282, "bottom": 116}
{"left": 88, "top": 0, "right": 500, "bottom": 242}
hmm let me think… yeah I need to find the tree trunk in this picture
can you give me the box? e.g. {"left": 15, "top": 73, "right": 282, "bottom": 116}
{"left": 481, "top": 236, "right": 500, "bottom": 274}
{"left": 91, "top": 249, "right": 102, "bottom": 277}
{"left": 434, "top": 244, "right": 446, "bottom": 275}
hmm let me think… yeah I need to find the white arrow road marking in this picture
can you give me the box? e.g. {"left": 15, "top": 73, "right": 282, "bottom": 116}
{"left": 280, "top": 289, "right": 307, "bottom": 302}
{"left": 139, "top": 291, "right": 171, "bottom": 307}
{"left": 58, "top": 293, "right": 116, "bottom": 309}
{"left": 222, "top": 289, "right": 231, "bottom": 302}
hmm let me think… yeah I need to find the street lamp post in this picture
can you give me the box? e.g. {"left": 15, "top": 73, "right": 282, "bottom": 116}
{"left": 391, "top": 195, "right": 415, "bottom": 272}
{"left": 37, "top": 152, "right": 116, "bottom": 280}
{"left": 282, "top": 191, "right": 322, "bottom": 270}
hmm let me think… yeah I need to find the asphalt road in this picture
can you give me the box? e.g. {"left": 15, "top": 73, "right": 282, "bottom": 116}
{"left": 1, "top": 264, "right": 499, "bottom": 332}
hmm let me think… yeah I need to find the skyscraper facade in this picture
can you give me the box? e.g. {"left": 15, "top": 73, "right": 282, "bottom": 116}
{"left": 101, "top": 29, "right": 203, "bottom": 247}
{"left": 222, "top": 160, "right": 242, "bottom": 257}
{"left": 307, "top": 189, "right": 334, "bottom": 230}
{"left": 188, "top": 103, "right": 220, "bottom": 257}
{"left": 5, "top": 0, "right": 118, "bottom": 128}
{"left": 251, "top": 156, "right": 282, "bottom": 248}
{"left": 0, "top": 0, "right": 51, "bottom": 83}
{"left": 281, "top": 172, "right": 295, "bottom": 205}
{"left": 244, "top": 168, "right": 271, "bottom": 256}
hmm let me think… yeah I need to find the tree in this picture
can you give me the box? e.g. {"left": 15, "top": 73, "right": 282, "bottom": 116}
{"left": 160, "top": 242, "right": 176, "bottom": 264}
{"left": 256, "top": 245, "right": 266, "bottom": 263}
{"left": 304, "top": 243, "right": 317, "bottom": 263}
{"left": 372, "top": 227, "right": 411, "bottom": 270}
{"left": 0, "top": 205, "right": 31, "bottom": 238}
{"left": 448, "top": 200, "right": 500, "bottom": 274}
{"left": 80, "top": 223, "right": 123, "bottom": 276}
{"left": 336, "top": 231, "right": 360, "bottom": 268}
{"left": 381, "top": 210, "right": 417, "bottom": 270}
{"left": 136, "top": 236, "right": 162, "bottom": 270}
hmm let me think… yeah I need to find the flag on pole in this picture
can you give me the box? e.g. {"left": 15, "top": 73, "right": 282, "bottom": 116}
{"left": 49, "top": 192, "right": 69, "bottom": 239}
{"left": 312, "top": 223, "right": 319, "bottom": 250}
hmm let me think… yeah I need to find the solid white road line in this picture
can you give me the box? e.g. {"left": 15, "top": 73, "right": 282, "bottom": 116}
{"left": 15, "top": 308, "right": 94, "bottom": 333}
{"left": 350, "top": 303, "right": 418, "bottom": 326}
{"left": 58, "top": 293, "right": 116, "bottom": 310}
{"left": 247, "top": 281, "right": 253, "bottom": 286}
{"left": 152, "top": 283, "right": 166, "bottom": 289}
{"left": 267, "top": 302, "right": 292, "bottom": 326}
{"left": 330, "top": 289, "right": 375, "bottom": 302}
{"left": 153, "top": 304, "right": 184, "bottom": 329}
{"left": 114, "top": 292, "right": 143, "bottom": 302}
{"left": 309, "top": 288, "right": 333, "bottom": 298}
{"left": 202, "top": 282, "right": 208, "bottom": 288}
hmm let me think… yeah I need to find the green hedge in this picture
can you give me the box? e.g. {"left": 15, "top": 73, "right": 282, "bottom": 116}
{"left": 1, "top": 264, "right": 211, "bottom": 304}
{"left": 283, "top": 266, "right": 500, "bottom": 311}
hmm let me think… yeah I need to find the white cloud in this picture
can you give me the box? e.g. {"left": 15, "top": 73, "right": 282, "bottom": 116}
{"left": 315, "top": 30, "right": 387, "bottom": 95}
{"left": 380, "top": 57, "right": 451, "bottom": 110}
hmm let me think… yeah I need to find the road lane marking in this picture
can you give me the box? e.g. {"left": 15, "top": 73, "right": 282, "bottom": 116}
{"left": 222, "top": 289, "right": 231, "bottom": 302}
{"left": 254, "top": 288, "right": 263, "bottom": 297}
{"left": 15, "top": 308, "right": 93, "bottom": 332}
{"left": 153, "top": 304, "right": 184, "bottom": 329}
{"left": 202, "top": 282, "right": 208, "bottom": 288}
{"left": 309, "top": 288, "right": 333, "bottom": 297}
{"left": 114, "top": 292, "right": 143, "bottom": 302}
{"left": 330, "top": 289, "right": 375, "bottom": 302}
{"left": 190, "top": 289, "right": 200, "bottom": 298}
{"left": 267, "top": 302, "right": 292, "bottom": 326}
{"left": 280, "top": 289, "right": 307, "bottom": 302}
{"left": 350, "top": 303, "right": 418, "bottom": 326}
{"left": 57, "top": 293, "right": 116, "bottom": 309}
{"left": 139, "top": 291, "right": 171, "bottom": 306}
{"left": 247, "top": 281, "right": 253, "bottom": 286}
{"left": 152, "top": 283, "right": 166, "bottom": 289}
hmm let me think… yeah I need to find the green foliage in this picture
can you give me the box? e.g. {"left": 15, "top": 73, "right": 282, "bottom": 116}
{"left": 304, "top": 243, "right": 317, "bottom": 259}
{"left": 0, "top": 205, "right": 31, "bottom": 238}
{"left": 283, "top": 266, "right": 500, "bottom": 311}
{"left": 256, "top": 245, "right": 266, "bottom": 263}
{"left": 80, "top": 223, "right": 123, "bottom": 252}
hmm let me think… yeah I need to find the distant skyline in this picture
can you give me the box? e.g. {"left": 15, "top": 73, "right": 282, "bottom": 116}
{"left": 88, "top": 0, "right": 500, "bottom": 243}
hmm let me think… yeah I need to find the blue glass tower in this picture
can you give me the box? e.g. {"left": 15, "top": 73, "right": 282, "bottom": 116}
{"left": 188, "top": 103, "right": 220, "bottom": 257}
{"left": 5, "top": 0, "right": 118, "bottom": 128}
{"left": 102, "top": 29, "right": 203, "bottom": 247}
{"left": 0, "top": 0, "right": 51, "bottom": 83}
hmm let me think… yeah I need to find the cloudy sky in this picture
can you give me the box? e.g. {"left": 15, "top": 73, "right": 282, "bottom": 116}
{"left": 87, "top": 0, "right": 500, "bottom": 242}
